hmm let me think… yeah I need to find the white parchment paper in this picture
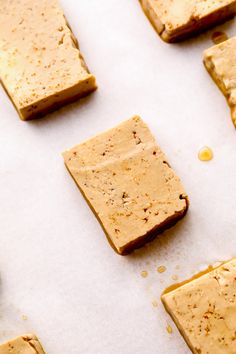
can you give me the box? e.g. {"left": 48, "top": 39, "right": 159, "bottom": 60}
{"left": 0, "top": 1, "right": 236, "bottom": 353}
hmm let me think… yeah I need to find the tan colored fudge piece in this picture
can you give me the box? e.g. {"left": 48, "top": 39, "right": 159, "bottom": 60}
{"left": 0, "top": 334, "right": 45, "bottom": 354}
{"left": 204, "top": 36, "right": 236, "bottom": 127}
{"left": 140, "top": 0, "right": 236, "bottom": 42}
{"left": 162, "top": 258, "right": 236, "bottom": 354}
{"left": 0, "top": 0, "right": 96, "bottom": 120}
{"left": 63, "top": 116, "right": 188, "bottom": 255}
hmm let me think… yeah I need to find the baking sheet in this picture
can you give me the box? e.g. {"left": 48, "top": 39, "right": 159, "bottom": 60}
{"left": 1, "top": 1, "right": 236, "bottom": 353}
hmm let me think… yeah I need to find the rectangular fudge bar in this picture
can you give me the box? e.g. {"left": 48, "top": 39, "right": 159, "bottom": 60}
{"left": 63, "top": 116, "right": 188, "bottom": 255}
{"left": 204, "top": 36, "right": 236, "bottom": 127}
{"left": 140, "top": 0, "right": 236, "bottom": 42}
{"left": 162, "top": 258, "right": 236, "bottom": 354}
{"left": 0, "top": 334, "right": 45, "bottom": 354}
{"left": 0, "top": 0, "right": 96, "bottom": 120}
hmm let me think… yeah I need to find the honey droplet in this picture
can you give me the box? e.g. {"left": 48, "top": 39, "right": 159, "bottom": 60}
{"left": 141, "top": 270, "right": 148, "bottom": 278}
{"left": 212, "top": 31, "right": 228, "bottom": 45}
{"left": 198, "top": 146, "right": 213, "bottom": 161}
{"left": 152, "top": 300, "right": 158, "bottom": 308}
{"left": 166, "top": 325, "right": 173, "bottom": 334}
{"left": 157, "top": 265, "right": 166, "bottom": 274}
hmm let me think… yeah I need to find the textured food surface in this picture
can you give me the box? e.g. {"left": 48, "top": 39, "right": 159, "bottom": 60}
{"left": 140, "top": 0, "right": 236, "bottom": 41}
{"left": 0, "top": 334, "right": 45, "bottom": 354}
{"left": 162, "top": 258, "right": 236, "bottom": 354}
{"left": 63, "top": 116, "right": 188, "bottom": 254}
{"left": 1, "top": 0, "right": 236, "bottom": 352}
{"left": 204, "top": 36, "right": 236, "bottom": 127}
{"left": 0, "top": 0, "right": 96, "bottom": 119}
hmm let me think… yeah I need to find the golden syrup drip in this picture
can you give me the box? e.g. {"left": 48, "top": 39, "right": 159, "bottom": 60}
{"left": 198, "top": 146, "right": 213, "bottom": 161}
{"left": 166, "top": 325, "right": 173, "bottom": 334}
{"left": 157, "top": 265, "right": 166, "bottom": 274}
{"left": 141, "top": 270, "right": 148, "bottom": 278}
{"left": 212, "top": 31, "right": 228, "bottom": 45}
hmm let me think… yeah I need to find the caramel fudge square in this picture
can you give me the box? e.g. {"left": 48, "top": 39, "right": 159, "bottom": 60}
{"left": 0, "top": 0, "right": 96, "bottom": 120}
{"left": 0, "top": 334, "right": 45, "bottom": 354}
{"left": 162, "top": 258, "right": 236, "bottom": 354}
{"left": 140, "top": 0, "right": 236, "bottom": 42}
{"left": 204, "top": 36, "right": 236, "bottom": 128}
{"left": 63, "top": 116, "right": 188, "bottom": 255}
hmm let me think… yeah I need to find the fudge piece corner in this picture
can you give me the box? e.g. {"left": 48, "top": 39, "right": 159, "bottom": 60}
{"left": 0, "top": 334, "right": 45, "bottom": 353}
{"left": 161, "top": 258, "right": 236, "bottom": 353}
{"left": 0, "top": 0, "right": 97, "bottom": 120}
{"left": 203, "top": 36, "right": 236, "bottom": 128}
{"left": 140, "top": 0, "right": 236, "bottom": 43}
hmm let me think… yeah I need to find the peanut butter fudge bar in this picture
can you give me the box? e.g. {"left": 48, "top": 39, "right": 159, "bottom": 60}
{"left": 204, "top": 36, "right": 236, "bottom": 127}
{"left": 63, "top": 116, "right": 188, "bottom": 255}
{"left": 0, "top": 0, "right": 96, "bottom": 120}
{"left": 140, "top": 0, "right": 236, "bottom": 42}
{"left": 0, "top": 334, "right": 45, "bottom": 353}
{"left": 162, "top": 258, "right": 236, "bottom": 354}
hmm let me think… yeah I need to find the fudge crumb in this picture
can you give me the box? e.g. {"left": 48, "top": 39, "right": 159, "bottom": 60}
{"left": 198, "top": 146, "right": 213, "bottom": 161}
{"left": 166, "top": 325, "right": 173, "bottom": 334}
{"left": 172, "top": 274, "right": 178, "bottom": 281}
{"left": 141, "top": 270, "right": 148, "bottom": 278}
{"left": 152, "top": 300, "right": 158, "bottom": 308}
{"left": 21, "top": 315, "right": 28, "bottom": 321}
{"left": 157, "top": 265, "right": 166, "bottom": 274}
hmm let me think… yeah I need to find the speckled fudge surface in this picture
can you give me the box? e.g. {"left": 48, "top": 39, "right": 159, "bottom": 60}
{"left": 63, "top": 116, "right": 188, "bottom": 255}
{"left": 0, "top": 0, "right": 96, "bottom": 120}
{"left": 162, "top": 258, "right": 236, "bottom": 354}
{"left": 140, "top": 0, "right": 236, "bottom": 42}
{"left": 204, "top": 36, "right": 236, "bottom": 128}
{"left": 0, "top": 334, "right": 45, "bottom": 354}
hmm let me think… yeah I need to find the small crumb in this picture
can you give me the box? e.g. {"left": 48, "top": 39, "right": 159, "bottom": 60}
{"left": 172, "top": 274, "right": 178, "bottom": 281}
{"left": 166, "top": 324, "right": 173, "bottom": 334}
{"left": 175, "top": 265, "right": 180, "bottom": 270}
{"left": 198, "top": 146, "right": 213, "bottom": 161}
{"left": 152, "top": 300, "right": 158, "bottom": 308}
{"left": 21, "top": 315, "right": 28, "bottom": 321}
{"left": 157, "top": 265, "right": 166, "bottom": 273}
{"left": 141, "top": 270, "right": 148, "bottom": 278}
